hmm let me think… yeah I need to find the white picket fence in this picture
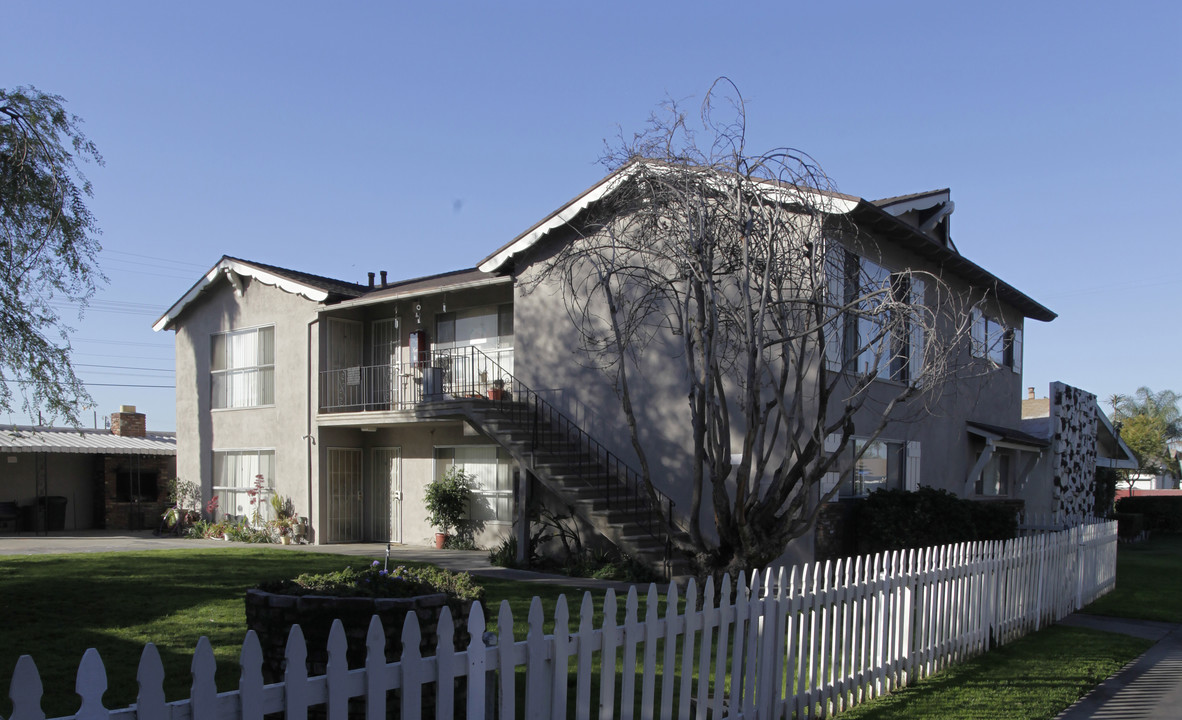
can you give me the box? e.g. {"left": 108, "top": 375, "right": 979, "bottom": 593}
{"left": 6, "top": 522, "right": 1117, "bottom": 720}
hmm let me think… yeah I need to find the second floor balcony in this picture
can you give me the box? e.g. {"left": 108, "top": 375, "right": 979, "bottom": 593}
{"left": 319, "top": 346, "right": 515, "bottom": 414}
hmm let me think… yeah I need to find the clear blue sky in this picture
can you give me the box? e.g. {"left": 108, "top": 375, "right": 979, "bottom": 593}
{"left": 4, "top": 1, "right": 1179, "bottom": 431}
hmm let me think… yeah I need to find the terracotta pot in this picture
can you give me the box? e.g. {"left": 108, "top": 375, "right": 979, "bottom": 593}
{"left": 488, "top": 388, "right": 504, "bottom": 401}
{"left": 434, "top": 532, "right": 449, "bottom": 549}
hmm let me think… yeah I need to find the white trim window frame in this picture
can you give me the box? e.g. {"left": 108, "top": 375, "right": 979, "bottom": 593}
{"left": 433, "top": 445, "right": 513, "bottom": 524}
{"left": 211, "top": 448, "right": 274, "bottom": 523}
{"left": 211, "top": 325, "right": 275, "bottom": 409}
{"left": 839, "top": 437, "right": 908, "bottom": 498}
{"left": 971, "top": 309, "right": 1021, "bottom": 372}
{"left": 828, "top": 247, "right": 924, "bottom": 384}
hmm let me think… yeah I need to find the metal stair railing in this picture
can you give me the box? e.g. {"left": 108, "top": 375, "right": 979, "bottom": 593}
{"left": 428, "top": 345, "right": 677, "bottom": 559}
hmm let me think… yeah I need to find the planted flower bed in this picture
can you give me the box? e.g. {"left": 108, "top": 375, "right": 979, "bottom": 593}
{"left": 246, "top": 562, "right": 484, "bottom": 682}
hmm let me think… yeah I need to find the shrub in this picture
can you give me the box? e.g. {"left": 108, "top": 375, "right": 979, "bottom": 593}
{"left": 1114, "top": 512, "right": 1146, "bottom": 539}
{"left": 1115, "top": 496, "right": 1182, "bottom": 533}
{"left": 424, "top": 467, "right": 471, "bottom": 536}
{"left": 259, "top": 561, "right": 484, "bottom": 602}
{"left": 488, "top": 536, "right": 521, "bottom": 568}
{"left": 855, "top": 487, "right": 1019, "bottom": 553}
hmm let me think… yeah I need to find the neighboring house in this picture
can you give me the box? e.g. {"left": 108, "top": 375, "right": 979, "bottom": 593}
{"left": 0, "top": 406, "right": 176, "bottom": 532}
{"left": 1019, "top": 383, "right": 1137, "bottom": 523}
{"left": 156, "top": 165, "right": 1055, "bottom": 567}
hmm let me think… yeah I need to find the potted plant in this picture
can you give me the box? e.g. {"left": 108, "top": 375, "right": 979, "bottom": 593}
{"left": 487, "top": 378, "right": 506, "bottom": 401}
{"left": 424, "top": 467, "right": 471, "bottom": 548}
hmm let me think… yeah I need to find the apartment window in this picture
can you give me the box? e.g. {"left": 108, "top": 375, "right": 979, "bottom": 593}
{"left": 212, "top": 449, "right": 274, "bottom": 522}
{"left": 827, "top": 248, "right": 925, "bottom": 383}
{"left": 434, "top": 446, "right": 513, "bottom": 523}
{"left": 435, "top": 305, "right": 513, "bottom": 350}
{"left": 211, "top": 326, "right": 275, "bottom": 408}
{"left": 971, "top": 310, "right": 1022, "bottom": 372}
{"left": 840, "top": 438, "right": 906, "bottom": 497}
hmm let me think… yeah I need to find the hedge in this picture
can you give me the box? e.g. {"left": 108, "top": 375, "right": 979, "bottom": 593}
{"left": 1114, "top": 496, "right": 1182, "bottom": 533}
{"left": 854, "top": 487, "right": 1018, "bottom": 554}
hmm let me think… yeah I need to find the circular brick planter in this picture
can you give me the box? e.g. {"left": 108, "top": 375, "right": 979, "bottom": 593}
{"left": 245, "top": 588, "right": 476, "bottom": 683}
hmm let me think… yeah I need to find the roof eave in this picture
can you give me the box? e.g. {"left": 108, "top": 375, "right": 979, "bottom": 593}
{"left": 849, "top": 202, "right": 1057, "bottom": 323}
{"left": 153, "top": 257, "right": 331, "bottom": 332}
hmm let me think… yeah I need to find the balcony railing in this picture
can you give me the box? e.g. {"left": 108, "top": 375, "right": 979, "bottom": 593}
{"left": 319, "top": 347, "right": 515, "bottom": 413}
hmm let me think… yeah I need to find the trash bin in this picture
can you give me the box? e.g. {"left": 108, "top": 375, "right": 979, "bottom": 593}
{"left": 423, "top": 366, "right": 444, "bottom": 397}
{"left": 43, "top": 496, "right": 67, "bottom": 531}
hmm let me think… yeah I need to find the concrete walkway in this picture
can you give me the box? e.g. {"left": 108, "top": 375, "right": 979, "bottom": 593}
{"left": 1054, "top": 614, "right": 1182, "bottom": 719}
{"left": 0, "top": 529, "right": 643, "bottom": 593}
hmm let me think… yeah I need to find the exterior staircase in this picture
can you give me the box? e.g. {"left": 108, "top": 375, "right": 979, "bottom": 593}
{"left": 420, "top": 347, "right": 690, "bottom": 576}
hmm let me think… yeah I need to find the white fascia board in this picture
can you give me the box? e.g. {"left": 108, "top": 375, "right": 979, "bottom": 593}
{"left": 876, "top": 191, "right": 952, "bottom": 217}
{"left": 153, "top": 259, "right": 329, "bottom": 332}
{"left": 477, "top": 170, "right": 634, "bottom": 273}
{"left": 477, "top": 162, "right": 859, "bottom": 274}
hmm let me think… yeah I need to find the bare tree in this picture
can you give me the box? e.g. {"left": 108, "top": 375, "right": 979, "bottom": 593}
{"left": 532, "top": 80, "right": 981, "bottom": 575}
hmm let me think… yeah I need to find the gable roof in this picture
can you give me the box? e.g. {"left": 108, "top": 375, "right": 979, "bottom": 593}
{"left": 0, "top": 425, "right": 176, "bottom": 455}
{"left": 476, "top": 161, "right": 1055, "bottom": 322}
{"left": 153, "top": 256, "right": 367, "bottom": 331}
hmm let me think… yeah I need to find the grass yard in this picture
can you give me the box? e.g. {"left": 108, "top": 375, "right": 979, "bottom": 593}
{"left": 834, "top": 535, "right": 1182, "bottom": 719}
{"left": 833, "top": 626, "right": 1150, "bottom": 720}
{"left": 0, "top": 547, "right": 645, "bottom": 718}
{"left": 2, "top": 536, "right": 1173, "bottom": 720}
{"left": 1082, "top": 534, "right": 1182, "bottom": 623}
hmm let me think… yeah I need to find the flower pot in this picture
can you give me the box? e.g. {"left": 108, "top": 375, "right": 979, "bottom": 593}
{"left": 281, "top": 535, "right": 292, "bottom": 545}
{"left": 488, "top": 388, "right": 504, "bottom": 401}
{"left": 434, "top": 532, "right": 449, "bottom": 549}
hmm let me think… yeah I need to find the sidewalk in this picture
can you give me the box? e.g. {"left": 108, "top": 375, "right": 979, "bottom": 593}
{"left": 0, "top": 529, "right": 643, "bottom": 593}
{"left": 1054, "top": 613, "right": 1182, "bottom": 719}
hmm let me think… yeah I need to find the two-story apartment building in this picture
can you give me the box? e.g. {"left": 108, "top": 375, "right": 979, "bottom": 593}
{"left": 155, "top": 162, "right": 1057, "bottom": 568}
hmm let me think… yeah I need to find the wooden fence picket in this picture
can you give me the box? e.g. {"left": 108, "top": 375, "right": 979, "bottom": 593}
{"left": 600, "top": 589, "right": 619, "bottom": 720}
{"left": 660, "top": 582, "right": 679, "bottom": 720}
{"left": 134, "top": 644, "right": 166, "bottom": 720}
{"left": 619, "top": 587, "right": 641, "bottom": 720}
{"left": 640, "top": 584, "right": 659, "bottom": 720}
{"left": 576, "top": 593, "right": 595, "bottom": 720}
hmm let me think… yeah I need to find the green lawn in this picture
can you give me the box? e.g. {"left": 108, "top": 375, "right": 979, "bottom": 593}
{"left": 0, "top": 547, "right": 644, "bottom": 718}
{"left": 1, "top": 538, "right": 1172, "bottom": 720}
{"left": 1082, "top": 534, "right": 1182, "bottom": 623}
{"left": 833, "top": 626, "right": 1150, "bottom": 720}
{"left": 833, "top": 535, "right": 1182, "bottom": 719}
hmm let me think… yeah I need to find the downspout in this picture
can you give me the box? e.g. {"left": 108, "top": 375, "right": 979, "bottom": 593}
{"left": 306, "top": 317, "right": 319, "bottom": 544}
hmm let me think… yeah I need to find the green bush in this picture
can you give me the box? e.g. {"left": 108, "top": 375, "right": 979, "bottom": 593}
{"left": 855, "top": 487, "right": 1019, "bottom": 554}
{"left": 1115, "top": 496, "right": 1182, "bottom": 533}
{"left": 258, "top": 562, "right": 484, "bottom": 601}
{"left": 1114, "top": 512, "right": 1146, "bottom": 539}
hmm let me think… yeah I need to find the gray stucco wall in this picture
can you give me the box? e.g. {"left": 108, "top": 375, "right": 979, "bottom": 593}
{"left": 170, "top": 276, "right": 320, "bottom": 529}
{"left": 511, "top": 220, "right": 1033, "bottom": 564}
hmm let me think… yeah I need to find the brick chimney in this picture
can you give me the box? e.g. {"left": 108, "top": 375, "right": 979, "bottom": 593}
{"left": 1027, "top": 387, "right": 1036, "bottom": 400}
{"left": 111, "top": 405, "right": 146, "bottom": 438}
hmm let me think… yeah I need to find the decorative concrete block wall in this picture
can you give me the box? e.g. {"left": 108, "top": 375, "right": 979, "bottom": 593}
{"left": 1050, "top": 382, "right": 1099, "bottom": 525}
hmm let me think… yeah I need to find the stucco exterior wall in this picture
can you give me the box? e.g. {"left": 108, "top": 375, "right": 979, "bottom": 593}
{"left": 512, "top": 219, "right": 1032, "bottom": 564}
{"left": 317, "top": 420, "right": 515, "bottom": 548}
{"left": 171, "top": 276, "right": 320, "bottom": 525}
